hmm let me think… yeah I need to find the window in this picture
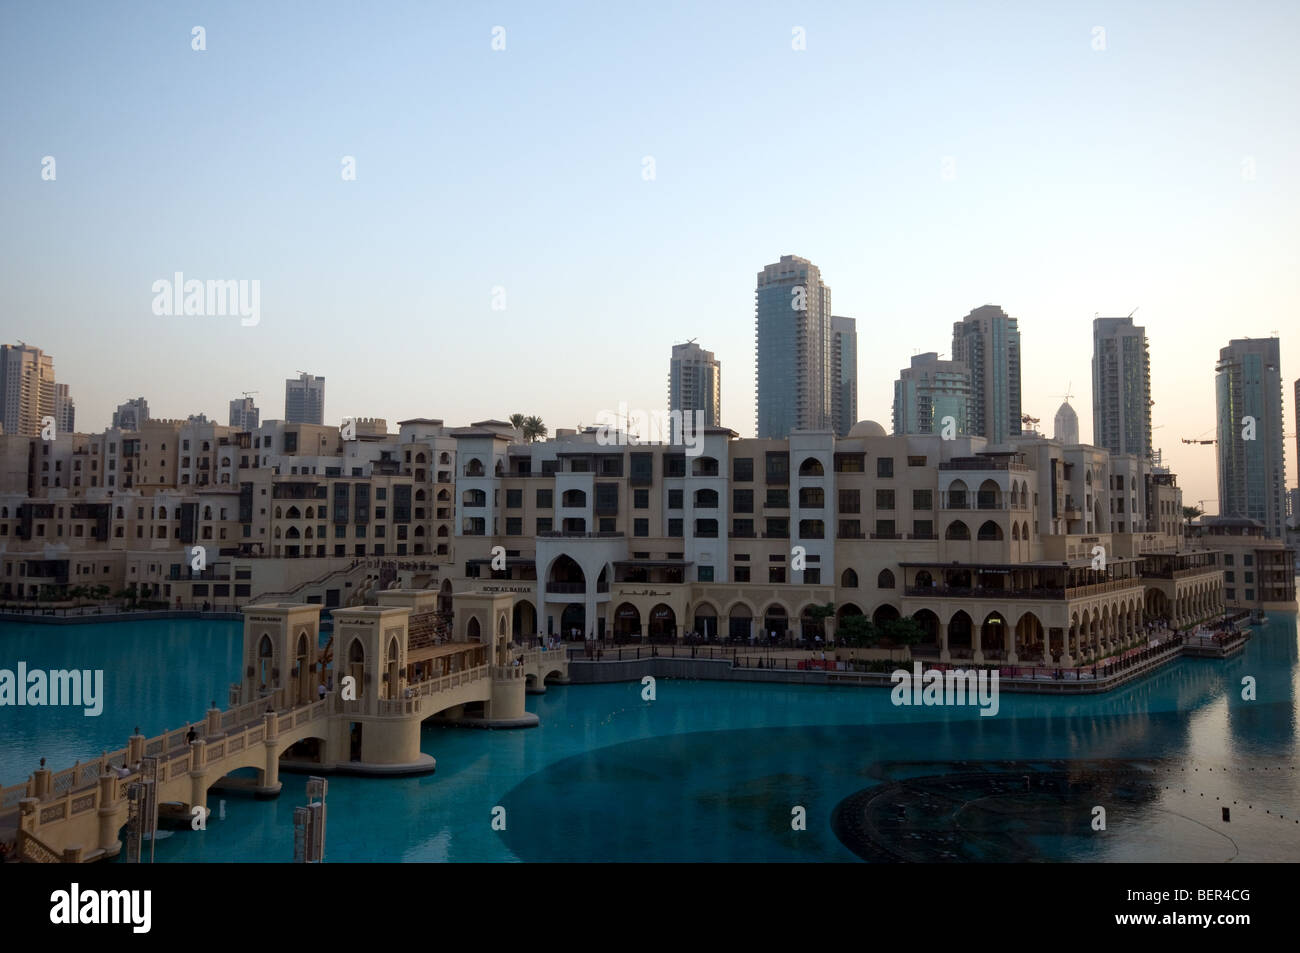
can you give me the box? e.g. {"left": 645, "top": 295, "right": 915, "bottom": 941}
{"left": 668, "top": 518, "right": 683, "bottom": 537}
{"left": 766, "top": 488, "right": 789, "bottom": 508}
{"left": 668, "top": 489, "right": 683, "bottom": 509}
{"left": 799, "top": 487, "right": 824, "bottom": 508}
{"left": 634, "top": 518, "right": 649, "bottom": 537}
{"left": 834, "top": 453, "right": 864, "bottom": 473}
{"left": 876, "top": 489, "right": 895, "bottom": 510}
{"left": 536, "top": 489, "right": 553, "bottom": 509}
{"left": 664, "top": 455, "right": 686, "bottom": 478}
{"left": 878, "top": 569, "right": 895, "bottom": 588}
{"left": 694, "top": 489, "right": 719, "bottom": 508}
{"left": 506, "top": 517, "right": 522, "bottom": 535}
{"left": 1225, "top": 571, "right": 1235, "bottom": 583}
{"left": 594, "top": 483, "right": 619, "bottom": 515}
{"left": 769, "top": 567, "right": 786, "bottom": 584}
{"left": 912, "top": 519, "right": 934, "bottom": 538}
{"left": 733, "top": 457, "right": 753, "bottom": 481}
{"left": 875, "top": 519, "right": 895, "bottom": 537}
{"left": 1223, "top": 554, "right": 1234, "bottom": 566}
{"left": 506, "top": 489, "right": 522, "bottom": 509}
{"left": 913, "top": 489, "right": 933, "bottom": 510}
{"left": 838, "top": 519, "right": 861, "bottom": 538}
{"left": 765, "top": 452, "right": 789, "bottom": 484}
{"left": 877, "top": 457, "right": 894, "bottom": 478}
{"left": 698, "top": 566, "right": 714, "bottom": 582}
{"left": 1245, "top": 572, "right": 1254, "bottom": 584}
{"left": 733, "top": 566, "right": 751, "bottom": 582}
{"left": 804, "top": 568, "right": 821, "bottom": 584}
{"left": 907, "top": 455, "right": 927, "bottom": 467}
{"left": 634, "top": 489, "right": 649, "bottom": 509}
{"left": 695, "top": 519, "right": 718, "bottom": 538}
{"left": 1246, "top": 589, "right": 1255, "bottom": 601}
{"left": 733, "top": 489, "right": 753, "bottom": 513}
{"left": 630, "top": 453, "right": 653, "bottom": 484}
{"left": 1244, "top": 555, "right": 1254, "bottom": 566}
{"left": 799, "top": 519, "right": 825, "bottom": 539}
{"left": 765, "top": 517, "right": 788, "bottom": 537}
{"left": 838, "top": 489, "right": 860, "bottom": 514}
{"left": 536, "top": 518, "right": 552, "bottom": 533}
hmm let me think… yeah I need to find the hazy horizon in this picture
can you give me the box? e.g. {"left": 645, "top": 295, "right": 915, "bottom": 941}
{"left": 3, "top": 1, "right": 1298, "bottom": 515}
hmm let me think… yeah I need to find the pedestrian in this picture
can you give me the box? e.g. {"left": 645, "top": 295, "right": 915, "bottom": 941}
{"left": 317, "top": 682, "right": 326, "bottom": 700}
{"left": 185, "top": 725, "right": 197, "bottom": 744}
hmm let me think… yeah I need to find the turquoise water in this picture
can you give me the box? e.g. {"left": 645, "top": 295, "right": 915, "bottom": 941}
{"left": 2, "top": 614, "right": 1298, "bottom": 861}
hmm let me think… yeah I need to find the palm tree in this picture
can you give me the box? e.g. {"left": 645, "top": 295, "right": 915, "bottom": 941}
{"left": 1181, "top": 505, "right": 1203, "bottom": 522}
{"left": 508, "top": 413, "right": 525, "bottom": 435}
{"left": 522, "top": 416, "right": 547, "bottom": 443}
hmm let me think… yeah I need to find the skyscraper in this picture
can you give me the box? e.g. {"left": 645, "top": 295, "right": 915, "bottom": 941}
{"left": 229, "top": 396, "right": 261, "bottom": 430}
{"left": 1215, "top": 337, "right": 1286, "bottom": 539}
{"left": 830, "top": 316, "right": 858, "bottom": 437}
{"left": 285, "top": 373, "right": 325, "bottom": 425}
{"left": 1053, "top": 400, "right": 1079, "bottom": 445}
{"left": 54, "top": 383, "right": 75, "bottom": 435}
{"left": 112, "top": 397, "right": 149, "bottom": 431}
{"left": 951, "top": 305, "right": 1021, "bottom": 444}
{"left": 668, "top": 341, "right": 720, "bottom": 442}
{"left": 1092, "top": 317, "right": 1152, "bottom": 459}
{"left": 892, "top": 352, "right": 971, "bottom": 436}
{"left": 0, "top": 343, "right": 56, "bottom": 437}
{"left": 755, "top": 255, "right": 832, "bottom": 438}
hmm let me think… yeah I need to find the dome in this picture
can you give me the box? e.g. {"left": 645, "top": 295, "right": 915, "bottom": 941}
{"left": 847, "top": 420, "right": 887, "bottom": 438}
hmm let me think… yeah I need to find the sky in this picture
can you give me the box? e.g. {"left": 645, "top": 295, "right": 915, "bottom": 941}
{"left": 2, "top": 0, "right": 1298, "bottom": 513}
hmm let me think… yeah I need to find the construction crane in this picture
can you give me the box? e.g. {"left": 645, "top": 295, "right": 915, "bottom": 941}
{"left": 1055, "top": 382, "right": 1074, "bottom": 405}
{"left": 242, "top": 390, "right": 259, "bottom": 399}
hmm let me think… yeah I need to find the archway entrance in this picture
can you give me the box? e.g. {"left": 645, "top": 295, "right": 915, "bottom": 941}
{"left": 728, "top": 605, "right": 753, "bottom": 642}
{"left": 561, "top": 603, "right": 586, "bottom": 641}
{"left": 648, "top": 604, "right": 676, "bottom": 643}
{"left": 512, "top": 600, "right": 537, "bottom": 638}
{"left": 613, "top": 602, "right": 642, "bottom": 641}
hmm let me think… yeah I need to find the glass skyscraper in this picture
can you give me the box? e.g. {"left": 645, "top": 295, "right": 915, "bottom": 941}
{"left": 951, "top": 305, "right": 1021, "bottom": 444}
{"left": 1216, "top": 337, "right": 1287, "bottom": 539}
{"left": 892, "top": 352, "right": 971, "bottom": 436}
{"left": 1091, "top": 317, "right": 1152, "bottom": 459}
{"left": 755, "top": 255, "right": 832, "bottom": 438}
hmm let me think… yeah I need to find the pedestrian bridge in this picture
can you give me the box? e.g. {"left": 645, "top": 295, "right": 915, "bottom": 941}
{"left": 4, "top": 589, "right": 567, "bottom": 863}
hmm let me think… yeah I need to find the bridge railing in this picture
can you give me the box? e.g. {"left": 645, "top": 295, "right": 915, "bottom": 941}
{"left": 375, "top": 665, "right": 490, "bottom": 715}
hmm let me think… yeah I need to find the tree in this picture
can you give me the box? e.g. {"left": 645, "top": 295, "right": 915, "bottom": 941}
{"left": 523, "top": 416, "right": 548, "bottom": 443}
{"left": 508, "top": 413, "right": 526, "bottom": 434}
{"left": 1181, "top": 505, "right": 1203, "bottom": 523}
{"left": 837, "top": 614, "right": 877, "bottom": 648}
{"left": 878, "top": 616, "right": 926, "bottom": 646}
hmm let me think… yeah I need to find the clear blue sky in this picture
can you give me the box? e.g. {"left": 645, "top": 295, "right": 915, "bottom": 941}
{"left": 2, "top": 0, "right": 1298, "bottom": 510}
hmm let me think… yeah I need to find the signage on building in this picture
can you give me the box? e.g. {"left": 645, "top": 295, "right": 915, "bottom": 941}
{"left": 617, "top": 588, "right": 674, "bottom": 597}
{"left": 481, "top": 585, "right": 532, "bottom": 594}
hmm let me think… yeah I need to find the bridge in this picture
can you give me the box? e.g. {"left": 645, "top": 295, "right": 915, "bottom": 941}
{"left": 4, "top": 589, "right": 567, "bottom": 863}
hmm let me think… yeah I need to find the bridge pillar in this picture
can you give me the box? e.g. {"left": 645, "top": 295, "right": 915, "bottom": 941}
{"left": 206, "top": 706, "right": 222, "bottom": 736}
{"left": 32, "top": 763, "right": 50, "bottom": 798}
{"left": 128, "top": 731, "right": 145, "bottom": 767}
{"left": 97, "top": 772, "right": 126, "bottom": 858}
{"left": 258, "top": 711, "right": 282, "bottom": 797}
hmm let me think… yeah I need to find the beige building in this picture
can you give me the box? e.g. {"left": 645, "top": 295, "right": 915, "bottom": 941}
{"left": 0, "top": 410, "right": 1243, "bottom": 662}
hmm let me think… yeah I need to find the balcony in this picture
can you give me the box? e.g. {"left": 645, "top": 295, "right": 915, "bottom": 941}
{"left": 905, "top": 585, "right": 1066, "bottom": 600}
{"left": 536, "top": 531, "right": 624, "bottom": 539}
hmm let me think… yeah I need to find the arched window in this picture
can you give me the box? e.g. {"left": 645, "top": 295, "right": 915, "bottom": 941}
{"left": 877, "top": 569, "right": 895, "bottom": 589}
{"left": 945, "top": 521, "right": 970, "bottom": 540}
{"left": 977, "top": 520, "right": 1003, "bottom": 541}
{"left": 1011, "top": 523, "right": 1020, "bottom": 540}
{"left": 841, "top": 568, "right": 858, "bottom": 588}
{"left": 798, "top": 457, "right": 824, "bottom": 477}
{"left": 694, "top": 488, "right": 719, "bottom": 508}
{"left": 692, "top": 457, "right": 719, "bottom": 477}
{"left": 561, "top": 489, "right": 586, "bottom": 508}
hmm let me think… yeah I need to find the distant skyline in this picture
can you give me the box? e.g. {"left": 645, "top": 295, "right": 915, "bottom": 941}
{"left": 2, "top": 1, "right": 1298, "bottom": 514}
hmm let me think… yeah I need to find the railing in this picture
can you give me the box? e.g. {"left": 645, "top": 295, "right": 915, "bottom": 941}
{"left": 904, "top": 585, "right": 1067, "bottom": 600}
